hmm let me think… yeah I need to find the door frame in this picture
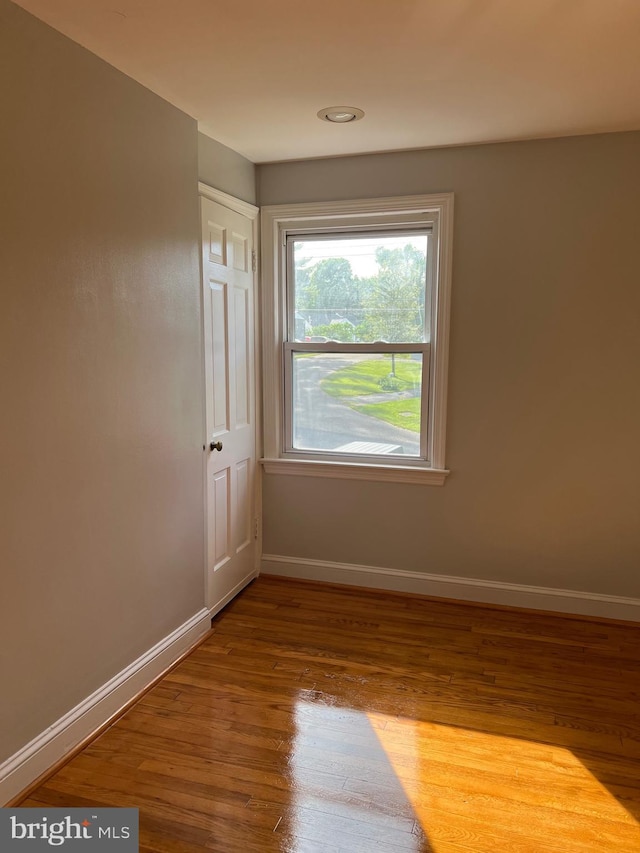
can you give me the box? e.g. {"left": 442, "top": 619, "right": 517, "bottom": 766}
{"left": 198, "top": 183, "right": 262, "bottom": 613}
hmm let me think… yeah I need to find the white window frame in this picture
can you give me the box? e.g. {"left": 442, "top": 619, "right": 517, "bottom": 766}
{"left": 260, "top": 194, "right": 454, "bottom": 485}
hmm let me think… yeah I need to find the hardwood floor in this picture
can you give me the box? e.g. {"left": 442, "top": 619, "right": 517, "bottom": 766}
{"left": 20, "top": 576, "right": 640, "bottom": 852}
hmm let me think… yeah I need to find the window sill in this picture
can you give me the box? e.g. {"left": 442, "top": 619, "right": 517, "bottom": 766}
{"left": 260, "top": 457, "right": 449, "bottom": 485}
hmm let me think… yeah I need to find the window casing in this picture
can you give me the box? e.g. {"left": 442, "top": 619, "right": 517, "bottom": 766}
{"left": 260, "top": 195, "right": 453, "bottom": 485}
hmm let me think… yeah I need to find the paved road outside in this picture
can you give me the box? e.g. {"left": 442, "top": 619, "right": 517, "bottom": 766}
{"left": 292, "top": 354, "right": 421, "bottom": 456}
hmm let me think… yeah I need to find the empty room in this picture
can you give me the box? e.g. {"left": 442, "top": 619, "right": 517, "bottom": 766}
{"left": 1, "top": 1, "right": 639, "bottom": 851}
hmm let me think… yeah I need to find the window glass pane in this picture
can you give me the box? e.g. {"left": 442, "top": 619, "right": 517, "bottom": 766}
{"left": 292, "top": 233, "right": 428, "bottom": 343}
{"left": 291, "top": 353, "right": 423, "bottom": 457}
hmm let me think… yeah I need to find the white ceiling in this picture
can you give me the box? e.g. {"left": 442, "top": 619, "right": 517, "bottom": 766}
{"left": 12, "top": 0, "right": 640, "bottom": 163}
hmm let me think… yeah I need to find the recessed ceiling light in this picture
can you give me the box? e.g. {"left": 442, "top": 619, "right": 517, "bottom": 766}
{"left": 317, "top": 106, "right": 365, "bottom": 123}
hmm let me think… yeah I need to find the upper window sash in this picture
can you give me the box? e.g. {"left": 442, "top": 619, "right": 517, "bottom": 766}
{"left": 285, "top": 227, "right": 433, "bottom": 346}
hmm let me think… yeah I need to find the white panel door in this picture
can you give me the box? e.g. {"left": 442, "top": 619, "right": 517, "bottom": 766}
{"left": 201, "top": 195, "right": 257, "bottom": 615}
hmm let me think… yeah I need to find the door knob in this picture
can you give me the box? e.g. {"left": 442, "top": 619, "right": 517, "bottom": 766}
{"left": 209, "top": 441, "right": 223, "bottom": 452}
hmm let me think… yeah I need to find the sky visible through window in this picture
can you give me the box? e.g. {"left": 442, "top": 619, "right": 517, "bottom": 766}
{"left": 294, "top": 233, "right": 427, "bottom": 278}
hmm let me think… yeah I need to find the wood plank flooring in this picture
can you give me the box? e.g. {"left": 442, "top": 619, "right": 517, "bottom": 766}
{"left": 20, "top": 576, "right": 640, "bottom": 852}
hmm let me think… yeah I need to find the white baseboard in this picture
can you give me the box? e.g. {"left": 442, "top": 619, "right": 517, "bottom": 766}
{"left": 261, "top": 555, "right": 640, "bottom": 623}
{"left": 0, "top": 608, "right": 211, "bottom": 805}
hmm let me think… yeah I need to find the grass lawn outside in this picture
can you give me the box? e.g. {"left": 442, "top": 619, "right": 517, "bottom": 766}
{"left": 321, "top": 355, "right": 421, "bottom": 397}
{"left": 352, "top": 397, "right": 421, "bottom": 432}
{"left": 321, "top": 355, "right": 422, "bottom": 433}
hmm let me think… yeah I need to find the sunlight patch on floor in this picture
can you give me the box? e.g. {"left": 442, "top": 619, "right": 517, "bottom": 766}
{"left": 367, "top": 711, "right": 640, "bottom": 853}
{"left": 285, "top": 700, "right": 639, "bottom": 852}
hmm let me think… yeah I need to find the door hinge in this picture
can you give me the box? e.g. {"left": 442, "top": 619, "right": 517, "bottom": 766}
{"left": 253, "top": 517, "right": 259, "bottom": 540}
{"left": 251, "top": 249, "right": 257, "bottom": 273}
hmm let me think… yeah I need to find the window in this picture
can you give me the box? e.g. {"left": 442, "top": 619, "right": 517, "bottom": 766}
{"left": 261, "top": 195, "right": 453, "bottom": 485}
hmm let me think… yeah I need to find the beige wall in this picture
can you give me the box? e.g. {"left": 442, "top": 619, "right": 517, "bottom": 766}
{"left": 257, "top": 132, "right": 640, "bottom": 598}
{"left": 198, "top": 132, "right": 256, "bottom": 205}
{"left": 0, "top": 1, "right": 204, "bottom": 763}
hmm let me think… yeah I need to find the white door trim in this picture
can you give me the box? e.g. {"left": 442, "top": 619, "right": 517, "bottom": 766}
{"left": 198, "top": 183, "right": 258, "bottom": 220}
